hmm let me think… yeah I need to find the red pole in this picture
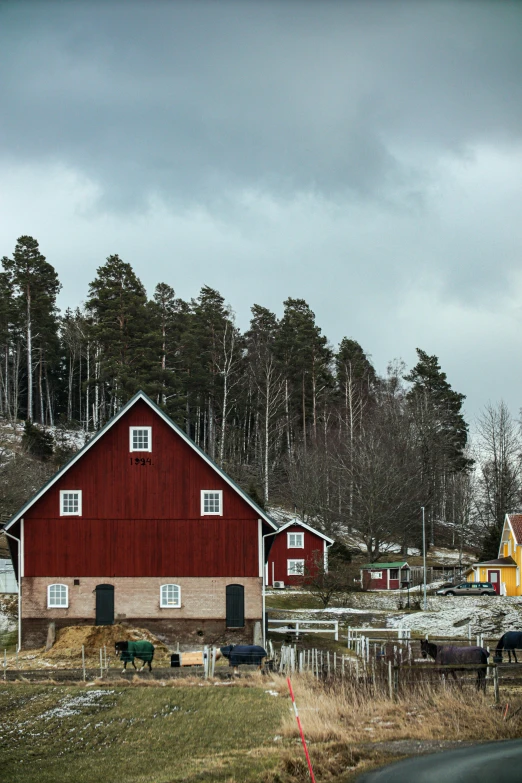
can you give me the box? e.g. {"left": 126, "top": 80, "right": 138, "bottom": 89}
{"left": 287, "top": 677, "right": 316, "bottom": 783}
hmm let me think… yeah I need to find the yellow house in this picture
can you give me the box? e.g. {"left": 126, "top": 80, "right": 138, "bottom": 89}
{"left": 467, "top": 513, "right": 522, "bottom": 596}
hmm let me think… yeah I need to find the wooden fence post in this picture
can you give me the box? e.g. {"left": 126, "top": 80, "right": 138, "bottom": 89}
{"left": 82, "top": 645, "right": 86, "bottom": 681}
{"left": 388, "top": 660, "right": 393, "bottom": 700}
{"left": 494, "top": 665, "right": 500, "bottom": 704}
{"left": 99, "top": 648, "right": 103, "bottom": 679}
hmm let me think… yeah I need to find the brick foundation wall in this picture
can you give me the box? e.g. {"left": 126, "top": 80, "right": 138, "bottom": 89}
{"left": 21, "top": 576, "right": 262, "bottom": 649}
{"left": 21, "top": 617, "right": 259, "bottom": 650}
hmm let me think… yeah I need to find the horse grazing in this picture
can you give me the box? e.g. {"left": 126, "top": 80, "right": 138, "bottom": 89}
{"left": 496, "top": 632, "right": 522, "bottom": 663}
{"left": 420, "top": 639, "right": 489, "bottom": 690}
{"left": 115, "top": 640, "right": 155, "bottom": 673}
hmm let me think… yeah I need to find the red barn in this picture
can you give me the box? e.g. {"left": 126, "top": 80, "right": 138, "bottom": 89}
{"left": 267, "top": 519, "right": 334, "bottom": 587}
{"left": 4, "top": 391, "right": 277, "bottom": 649}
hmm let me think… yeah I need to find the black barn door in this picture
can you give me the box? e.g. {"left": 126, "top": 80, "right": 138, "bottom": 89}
{"left": 95, "top": 584, "right": 114, "bottom": 625}
{"left": 226, "top": 584, "right": 245, "bottom": 628}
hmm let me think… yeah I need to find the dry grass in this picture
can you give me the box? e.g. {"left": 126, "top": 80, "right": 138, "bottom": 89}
{"left": 276, "top": 673, "right": 522, "bottom": 744}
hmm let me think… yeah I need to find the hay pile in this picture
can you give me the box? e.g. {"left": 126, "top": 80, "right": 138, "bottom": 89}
{"left": 10, "top": 625, "right": 171, "bottom": 669}
{"left": 45, "top": 624, "right": 168, "bottom": 658}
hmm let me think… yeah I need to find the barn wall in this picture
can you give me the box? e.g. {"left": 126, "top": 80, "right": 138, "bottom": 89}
{"left": 268, "top": 525, "right": 324, "bottom": 586}
{"left": 24, "top": 519, "right": 259, "bottom": 577}
{"left": 22, "top": 400, "right": 263, "bottom": 578}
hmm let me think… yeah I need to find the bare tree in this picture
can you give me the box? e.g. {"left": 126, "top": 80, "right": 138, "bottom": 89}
{"left": 472, "top": 401, "right": 521, "bottom": 558}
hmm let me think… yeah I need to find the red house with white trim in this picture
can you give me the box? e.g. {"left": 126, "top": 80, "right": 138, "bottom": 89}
{"left": 4, "top": 392, "right": 277, "bottom": 649}
{"left": 266, "top": 519, "right": 334, "bottom": 587}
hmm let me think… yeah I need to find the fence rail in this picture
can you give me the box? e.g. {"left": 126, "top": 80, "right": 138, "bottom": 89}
{"left": 268, "top": 619, "right": 339, "bottom": 640}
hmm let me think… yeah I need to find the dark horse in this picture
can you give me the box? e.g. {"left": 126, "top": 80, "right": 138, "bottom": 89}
{"left": 115, "top": 640, "right": 155, "bottom": 673}
{"left": 420, "top": 639, "right": 489, "bottom": 690}
{"left": 496, "top": 632, "right": 522, "bottom": 663}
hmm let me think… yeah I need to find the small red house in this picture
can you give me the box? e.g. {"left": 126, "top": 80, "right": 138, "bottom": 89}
{"left": 267, "top": 519, "right": 334, "bottom": 587}
{"left": 361, "top": 561, "right": 410, "bottom": 591}
{"left": 4, "top": 391, "right": 277, "bottom": 649}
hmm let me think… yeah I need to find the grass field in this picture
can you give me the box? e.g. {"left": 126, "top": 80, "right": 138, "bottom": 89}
{"left": 0, "top": 679, "right": 287, "bottom": 783}
{"left": 3, "top": 672, "right": 522, "bottom": 783}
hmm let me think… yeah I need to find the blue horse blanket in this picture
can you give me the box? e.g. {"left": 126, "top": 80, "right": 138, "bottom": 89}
{"left": 220, "top": 645, "right": 267, "bottom": 666}
{"left": 119, "top": 640, "right": 155, "bottom": 664}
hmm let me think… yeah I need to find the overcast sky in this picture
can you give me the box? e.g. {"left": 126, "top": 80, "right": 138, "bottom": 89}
{"left": 1, "top": 0, "right": 522, "bottom": 422}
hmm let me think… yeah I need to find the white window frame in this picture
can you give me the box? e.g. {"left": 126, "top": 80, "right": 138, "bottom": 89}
{"left": 60, "top": 490, "right": 82, "bottom": 516}
{"left": 47, "top": 583, "right": 68, "bottom": 608}
{"left": 201, "top": 490, "right": 223, "bottom": 516}
{"left": 287, "top": 532, "right": 304, "bottom": 549}
{"left": 371, "top": 571, "right": 382, "bottom": 580}
{"left": 129, "top": 426, "right": 152, "bottom": 452}
{"left": 160, "top": 584, "right": 181, "bottom": 608}
{"left": 287, "top": 559, "right": 305, "bottom": 576}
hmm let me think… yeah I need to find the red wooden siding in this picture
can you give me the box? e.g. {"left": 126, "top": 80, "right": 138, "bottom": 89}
{"left": 23, "top": 400, "right": 263, "bottom": 578}
{"left": 362, "top": 569, "right": 401, "bottom": 590}
{"left": 268, "top": 525, "right": 324, "bottom": 586}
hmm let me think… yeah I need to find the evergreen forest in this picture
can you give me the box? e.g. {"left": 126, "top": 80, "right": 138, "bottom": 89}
{"left": 0, "top": 236, "right": 518, "bottom": 560}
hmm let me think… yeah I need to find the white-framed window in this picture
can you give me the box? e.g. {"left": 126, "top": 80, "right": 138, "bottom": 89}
{"left": 160, "top": 584, "right": 181, "bottom": 608}
{"left": 201, "top": 490, "right": 223, "bottom": 516}
{"left": 287, "top": 532, "right": 304, "bottom": 548}
{"left": 370, "top": 571, "right": 382, "bottom": 580}
{"left": 130, "top": 426, "right": 152, "bottom": 452}
{"left": 287, "top": 559, "right": 305, "bottom": 576}
{"left": 60, "top": 490, "right": 82, "bottom": 516}
{"left": 48, "top": 583, "right": 68, "bottom": 608}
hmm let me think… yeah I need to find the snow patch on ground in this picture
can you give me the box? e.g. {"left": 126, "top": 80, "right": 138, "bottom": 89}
{"left": 39, "top": 690, "right": 116, "bottom": 720}
{"left": 387, "top": 597, "right": 522, "bottom": 638}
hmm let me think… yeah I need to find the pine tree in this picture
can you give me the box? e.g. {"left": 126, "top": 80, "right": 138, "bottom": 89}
{"left": 245, "top": 305, "right": 285, "bottom": 502}
{"left": 404, "top": 349, "right": 472, "bottom": 543}
{"left": 2, "top": 236, "right": 61, "bottom": 423}
{"left": 276, "top": 298, "right": 333, "bottom": 452}
{"left": 86, "top": 255, "right": 161, "bottom": 422}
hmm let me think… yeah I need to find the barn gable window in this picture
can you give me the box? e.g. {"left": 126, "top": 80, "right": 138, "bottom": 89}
{"left": 287, "top": 532, "right": 304, "bottom": 548}
{"left": 287, "top": 559, "right": 305, "bottom": 576}
{"left": 60, "top": 490, "right": 82, "bottom": 516}
{"left": 48, "top": 583, "right": 68, "bottom": 608}
{"left": 130, "top": 426, "right": 152, "bottom": 452}
{"left": 201, "top": 490, "right": 223, "bottom": 516}
{"left": 160, "top": 584, "right": 181, "bottom": 608}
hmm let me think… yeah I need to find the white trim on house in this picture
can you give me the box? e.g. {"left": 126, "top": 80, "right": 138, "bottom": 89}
{"left": 274, "top": 518, "right": 334, "bottom": 544}
{"left": 287, "top": 531, "right": 304, "bottom": 548}
{"left": 59, "top": 490, "right": 82, "bottom": 516}
{"left": 47, "top": 583, "right": 68, "bottom": 608}
{"left": 129, "top": 425, "right": 152, "bottom": 452}
{"left": 4, "top": 391, "right": 277, "bottom": 532}
{"left": 160, "top": 583, "right": 181, "bottom": 608}
{"left": 287, "top": 559, "right": 305, "bottom": 576}
{"left": 20, "top": 518, "right": 24, "bottom": 578}
{"left": 258, "top": 520, "right": 263, "bottom": 578}
{"left": 201, "top": 490, "right": 223, "bottom": 516}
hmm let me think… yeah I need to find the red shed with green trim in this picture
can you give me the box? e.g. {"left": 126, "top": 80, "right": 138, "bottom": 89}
{"left": 361, "top": 561, "right": 410, "bottom": 591}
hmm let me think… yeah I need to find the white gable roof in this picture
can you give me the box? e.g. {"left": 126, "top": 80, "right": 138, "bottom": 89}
{"left": 4, "top": 391, "right": 277, "bottom": 531}
{"left": 275, "top": 517, "right": 334, "bottom": 544}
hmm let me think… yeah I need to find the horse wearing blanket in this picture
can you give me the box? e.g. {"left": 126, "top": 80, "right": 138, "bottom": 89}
{"left": 219, "top": 645, "right": 267, "bottom": 673}
{"left": 115, "top": 640, "right": 155, "bottom": 672}
{"left": 420, "top": 639, "right": 489, "bottom": 690}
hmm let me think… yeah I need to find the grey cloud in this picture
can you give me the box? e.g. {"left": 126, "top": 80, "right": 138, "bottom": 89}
{"left": 2, "top": 1, "right": 522, "bottom": 210}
